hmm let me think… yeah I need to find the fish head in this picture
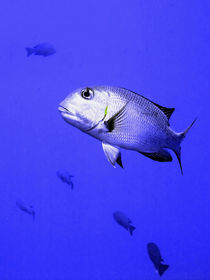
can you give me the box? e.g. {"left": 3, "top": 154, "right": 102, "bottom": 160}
{"left": 58, "top": 87, "right": 109, "bottom": 131}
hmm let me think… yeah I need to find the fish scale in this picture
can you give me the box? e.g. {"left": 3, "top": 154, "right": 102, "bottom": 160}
{"left": 98, "top": 87, "right": 168, "bottom": 150}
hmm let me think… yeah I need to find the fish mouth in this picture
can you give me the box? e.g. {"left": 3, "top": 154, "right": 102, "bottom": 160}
{"left": 58, "top": 105, "right": 76, "bottom": 117}
{"left": 58, "top": 105, "right": 79, "bottom": 123}
{"left": 58, "top": 105, "right": 72, "bottom": 114}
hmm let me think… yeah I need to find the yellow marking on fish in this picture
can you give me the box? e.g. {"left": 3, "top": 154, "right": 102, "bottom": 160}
{"left": 105, "top": 106, "right": 108, "bottom": 117}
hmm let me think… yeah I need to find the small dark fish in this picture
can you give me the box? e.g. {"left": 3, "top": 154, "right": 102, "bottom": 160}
{"left": 25, "top": 43, "right": 56, "bottom": 57}
{"left": 16, "top": 201, "right": 35, "bottom": 220}
{"left": 113, "top": 211, "right": 136, "bottom": 235}
{"left": 56, "top": 170, "right": 74, "bottom": 189}
{"left": 147, "top": 242, "right": 169, "bottom": 276}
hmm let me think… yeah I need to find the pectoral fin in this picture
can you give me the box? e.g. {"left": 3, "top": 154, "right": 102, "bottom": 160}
{"left": 102, "top": 142, "right": 123, "bottom": 168}
{"left": 104, "top": 103, "right": 128, "bottom": 132}
{"left": 140, "top": 149, "right": 172, "bottom": 162}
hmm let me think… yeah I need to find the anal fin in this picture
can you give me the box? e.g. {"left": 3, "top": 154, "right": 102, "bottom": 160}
{"left": 102, "top": 142, "right": 123, "bottom": 168}
{"left": 140, "top": 149, "right": 172, "bottom": 162}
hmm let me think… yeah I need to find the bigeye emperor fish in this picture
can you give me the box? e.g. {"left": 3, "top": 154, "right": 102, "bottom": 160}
{"left": 58, "top": 86, "right": 196, "bottom": 174}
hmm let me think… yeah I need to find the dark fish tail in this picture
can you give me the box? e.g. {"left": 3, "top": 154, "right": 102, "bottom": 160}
{"left": 177, "top": 118, "right": 197, "bottom": 143}
{"left": 128, "top": 225, "right": 136, "bottom": 236}
{"left": 25, "top": 47, "right": 34, "bottom": 56}
{"left": 172, "top": 118, "right": 197, "bottom": 175}
{"left": 158, "top": 263, "right": 169, "bottom": 276}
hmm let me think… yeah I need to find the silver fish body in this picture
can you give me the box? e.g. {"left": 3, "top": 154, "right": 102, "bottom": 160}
{"left": 58, "top": 86, "right": 195, "bottom": 173}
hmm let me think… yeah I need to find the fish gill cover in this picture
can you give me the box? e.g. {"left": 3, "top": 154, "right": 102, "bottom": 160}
{"left": 0, "top": 0, "right": 209, "bottom": 280}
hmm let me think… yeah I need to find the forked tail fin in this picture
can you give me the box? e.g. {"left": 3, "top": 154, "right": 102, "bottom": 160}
{"left": 173, "top": 118, "right": 197, "bottom": 175}
{"left": 25, "top": 47, "right": 34, "bottom": 56}
{"left": 158, "top": 263, "right": 169, "bottom": 276}
{"left": 129, "top": 225, "right": 136, "bottom": 236}
{"left": 177, "top": 118, "right": 197, "bottom": 143}
{"left": 173, "top": 146, "right": 183, "bottom": 175}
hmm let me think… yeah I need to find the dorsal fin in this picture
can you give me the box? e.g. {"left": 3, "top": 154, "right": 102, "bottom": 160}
{"left": 121, "top": 88, "right": 175, "bottom": 120}
{"left": 151, "top": 102, "right": 175, "bottom": 120}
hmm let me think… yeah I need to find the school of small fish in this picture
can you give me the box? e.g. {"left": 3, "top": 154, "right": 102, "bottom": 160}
{"left": 17, "top": 42, "right": 197, "bottom": 277}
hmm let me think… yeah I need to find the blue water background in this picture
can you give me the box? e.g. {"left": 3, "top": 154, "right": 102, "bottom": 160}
{"left": 0, "top": 0, "right": 209, "bottom": 279}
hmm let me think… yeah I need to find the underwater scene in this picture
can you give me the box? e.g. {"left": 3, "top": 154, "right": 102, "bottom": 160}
{"left": 0, "top": 0, "right": 209, "bottom": 279}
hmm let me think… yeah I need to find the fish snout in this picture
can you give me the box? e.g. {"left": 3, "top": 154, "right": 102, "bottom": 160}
{"left": 58, "top": 103, "right": 79, "bottom": 125}
{"left": 58, "top": 105, "right": 69, "bottom": 113}
{"left": 58, "top": 99, "right": 77, "bottom": 114}
{"left": 58, "top": 103, "right": 76, "bottom": 116}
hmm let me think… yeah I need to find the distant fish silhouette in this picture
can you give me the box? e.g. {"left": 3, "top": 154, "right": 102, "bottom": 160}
{"left": 147, "top": 242, "right": 169, "bottom": 276}
{"left": 57, "top": 170, "right": 74, "bottom": 190}
{"left": 25, "top": 43, "right": 56, "bottom": 57}
{"left": 113, "top": 211, "right": 136, "bottom": 235}
{"left": 16, "top": 201, "right": 35, "bottom": 220}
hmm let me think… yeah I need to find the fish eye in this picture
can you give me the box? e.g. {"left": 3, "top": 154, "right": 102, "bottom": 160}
{"left": 81, "top": 88, "right": 94, "bottom": 100}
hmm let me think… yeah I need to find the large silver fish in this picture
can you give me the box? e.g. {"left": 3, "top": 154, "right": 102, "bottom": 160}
{"left": 58, "top": 86, "right": 195, "bottom": 173}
